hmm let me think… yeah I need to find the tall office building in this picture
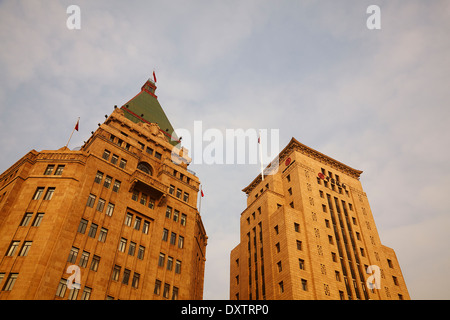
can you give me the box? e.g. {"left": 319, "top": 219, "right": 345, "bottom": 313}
{"left": 0, "top": 79, "right": 207, "bottom": 300}
{"left": 230, "top": 138, "right": 409, "bottom": 300}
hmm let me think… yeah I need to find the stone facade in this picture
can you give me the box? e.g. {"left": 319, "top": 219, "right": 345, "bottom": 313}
{"left": 0, "top": 81, "right": 207, "bottom": 300}
{"left": 230, "top": 138, "right": 410, "bottom": 300}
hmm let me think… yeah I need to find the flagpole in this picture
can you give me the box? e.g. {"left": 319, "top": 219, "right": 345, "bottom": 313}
{"left": 66, "top": 117, "right": 80, "bottom": 148}
{"left": 198, "top": 185, "right": 202, "bottom": 213}
{"left": 259, "top": 130, "right": 264, "bottom": 181}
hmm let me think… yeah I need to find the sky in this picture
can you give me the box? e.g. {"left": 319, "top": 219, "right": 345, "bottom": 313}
{"left": 0, "top": 0, "right": 449, "bottom": 300}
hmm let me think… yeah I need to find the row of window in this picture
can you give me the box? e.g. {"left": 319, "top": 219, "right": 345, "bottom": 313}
{"left": 20, "top": 212, "right": 44, "bottom": 227}
{"left": 0, "top": 273, "right": 18, "bottom": 292}
{"left": 162, "top": 228, "right": 184, "bottom": 248}
{"left": 77, "top": 219, "right": 109, "bottom": 242}
{"left": 110, "top": 133, "right": 162, "bottom": 161}
{"left": 111, "top": 265, "right": 141, "bottom": 288}
{"left": 157, "top": 253, "right": 182, "bottom": 274}
{"left": 102, "top": 150, "right": 127, "bottom": 169}
{"left": 56, "top": 279, "right": 92, "bottom": 300}
{"left": 67, "top": 247, "right": 101, "bottom": 271}
{"left": 124, "top": 212, "right": 152, "bottom": 234}
{"left": 93, "top": 171, "right": 122, "bottom": 192}
{"left": 131, "top": 189, "right": 156, "bottom": 209}
{"left": 4, "top": 240, "right": 32, "bottom": 257}
{"left": 165, "top": 206, "right": 187, "bottom": 226}
{"left": 117, "top": 238, "right": 147, "bottom": 259}
{"left": 168, "top": 185, "right": 189, "bottom": 203}
{"left": 32, "top": 187, "right": 55, "bottom": 201}
{"left": 43, "top": 164, "right": 65, "bottom": 176}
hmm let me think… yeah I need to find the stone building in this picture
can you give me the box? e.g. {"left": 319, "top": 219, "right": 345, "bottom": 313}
{"left": 0, "top": 79, "right": 207, "bottom": 300}
{"left": 230, "top": 138, "right": 409, "bottom": 300}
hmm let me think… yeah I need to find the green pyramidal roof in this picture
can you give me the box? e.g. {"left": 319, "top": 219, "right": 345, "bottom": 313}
{"left": 121, "top": 79, "right": 180, "bottom": 146}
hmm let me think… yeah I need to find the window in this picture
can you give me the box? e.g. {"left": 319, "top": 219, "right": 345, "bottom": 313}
{"left": 167, "top": 256, "right": 173, "bottom": 271}
{"left": 112, "top": 180, "right": 121, "bottom": 192}
{"left": 301, "top": 279, "right": 308, "bottom": 291}
{"left": 94, "top": 171, "right": 103, "bottom": 184}
{"left": 81, "top": 287, "right": 92, "bottom": 300}
{"left": 169, "top": 185, "right": 175, "bottom": 195}
{"left": 173, "top": 209, "right": 179, "bottom": 222}
{"left": 178, "top": 236, "right": 184, "bottom": 249}
{"left": 137, "top": 246, "right": 145, "bottom": 260}
{"left": 122, "top": 269, "right": 131, "bottom": 285}
{"left": 140, "top": 194, "right": 147, "bottom": 206}
{"left": 79, "top": 251, "right": 90, "bottom": 268}
{"left": 78, "top": 219, "right": 88, "bottom": 234}
{"left": 86, "top": 194, "right": 96, "bottom": 208}
{"left": 155, "top": 152, "right": 162, "bottom": 160}
{"left": 104, "top": 176, "right": 112, "bottom": 188}
{"left": 274, "top": 225, "right": 279, "bottom": 234}
{"left": 98, "top": 228, "right": 108, "bottom": 242}
{"left": 119, "top": 159, "right": 127, "bottom": 169}
{"left": 132, "top": 273, "right": 140, "bottom": 289}
{"left": 19, "top": 241, "right": 32, "bottom": 257}
{"left": 32, "top": 213, "right": 44, "bottom": 227}
{"left": 112, "top": 265, "right": 121, "bottom": 281}
{"left": 162, "top": 228, "right": 168, "bottom": 241}
{"left": 111, "top": 154, "right": 119, "bottom": 165}
{"left": 335, "top": 271, "right": 341, "bottom": 281}
{"left": 56, "top": 278, "right": 67, "bottom": 297}
{"left": 67, "top": 247, "right": 79, "bottom": 263}
{"left": 132, "top": 189, "right": 139, "bottom": 201}
{"left": 275, "top": 243, "right": 280, "bottom": 253}
{"left": 55, "top": 165, "right": 65, "bottom": 175}
{"left": 387, "top": 259, "right": 393, "bottom": 268}
{"left": 68, "top": 288, "right": 79, "bottom": 300}
{"left": 328, "top": 235, "right": 334, "bottom": 244}
{"left": 279, "top": 281, "right": 284, "bottom": 293}
{"left": 125, "top": 213, "right": 133, "bottom": 226}
{"left": 128, "top": 242, "right": 136, "bottom": 256}
{"left": 158, "top": 253, "right": 165, "bottom": 267}
{"left": 102, "top": 150, "right": 110, "bottom": 160}
{"left": 294, "top": 223, "right": 300, "bottom": 232}
{"left": 288, "top": 187, "right": 292, "bottom": 195}
{"left": 105, "top": 202, "right": 115, "bottom": 216}
{"left": 322, "top": 204, "right": 327, "bottom": 213}
{"left": 118, "top": 238, "right": 127, "bottom": 252}
{"left": 172, "top": 287, "right": 179, "bottom": 300}
{"left": 96, "top": 198, "right": 105, "bottom": 212}
{"left": 296, "top": 240, "right": 302, "bottom": 250}
{"left": 299, "top": 259, "right": 305, "bottom": 270}
{"left": 148, "top": 199, "right": 155, "bottom": 209}
{"left": 277, "top": 261, "right": 282, "bottom": 272}
{"left": 170, "top": 232, "right": 176, "bottom": 245}
{"left": 183, "top": 192, "right": 189, "bottom": 202}
{"left": 33, "top": 187, "right": 45, "bottom": 200}
{"left": 88, "top": 223, "right": 98, "bottom": 238}
{"left": 154, "top": 280, "right": 161, "bottom": 295}
{"left": 137, "top": 162, "right": 152, "bottom": 175}
{"left": 163, "top": 283, "right": 170, "bottom": 298}
{"left": 175, "top": 260, "right": 182, "bottom": 274}
{"left": 90, "top": 255, "right": 100, "bottom": 271}
{"left": 2, "top": 273, "right": 18, "bottom": 291}
{"left": 6, "top": 241, "right": 20, "bottom": 257}
{"left": 20, "top": 213, "right": 33, "bottom": 226}
{"left": 165, "top": 206, "right": 172, "bottom": 219}
{"left": 44, "top": 165, "right": 55, "bottom": 175}
{"left": 134, "top": 217, "right": 141, "bottom": 230}
{"left": 142, "top": 220, "right": 150, "bottom": 234}
{"left": 176, "top": 188, "right": 182, "bottom": 199}
{"left": 393, "top": 276, "right": 399, "bottom": 286}
{"left": 181, "top": 214, "right": 187, "bottom": 226}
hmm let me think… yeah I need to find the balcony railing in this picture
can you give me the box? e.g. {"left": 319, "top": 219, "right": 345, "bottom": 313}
{"left": 130, "top": 170, "right": 168, "bottom": 195}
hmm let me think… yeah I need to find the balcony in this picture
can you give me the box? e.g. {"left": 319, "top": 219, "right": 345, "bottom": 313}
{"left": 129, "top": 169, "right": 168, "bottom": 197}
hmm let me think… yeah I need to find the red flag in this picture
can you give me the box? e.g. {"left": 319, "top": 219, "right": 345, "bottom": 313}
{"left": 201, "top": 189, "right": 204, "bottom": 197}
{"left": 74, "top": 119, "right": 79, "bottom": 131}
{"left": 153, "top": 70, "right": 157, "bottom": 83}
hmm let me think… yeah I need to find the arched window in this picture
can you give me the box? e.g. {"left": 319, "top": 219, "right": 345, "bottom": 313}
{"left": 137, "top": 162, "right": 153, "bottom": 175}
